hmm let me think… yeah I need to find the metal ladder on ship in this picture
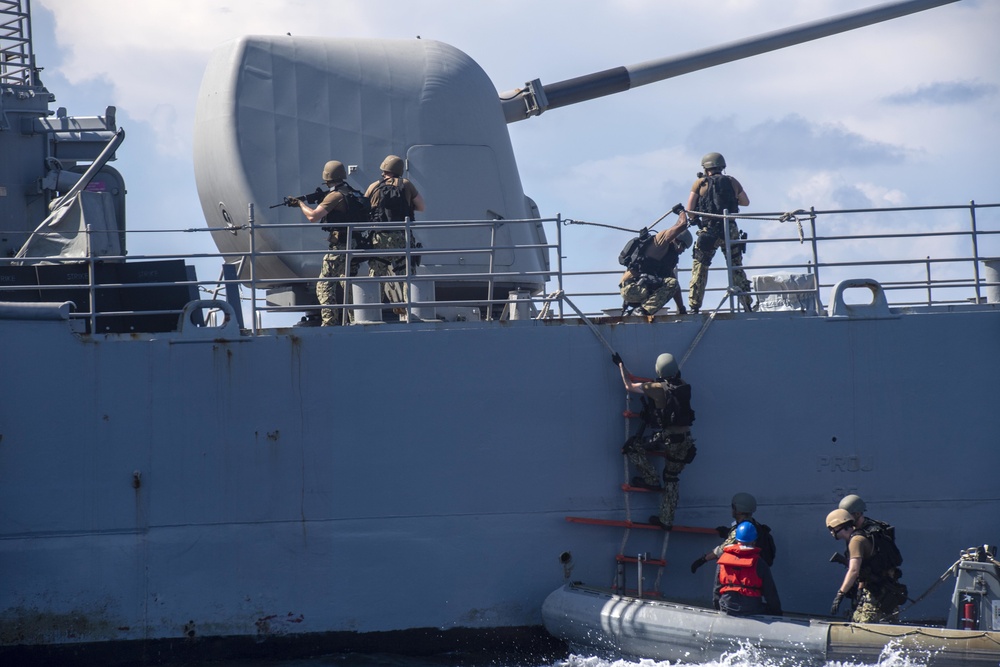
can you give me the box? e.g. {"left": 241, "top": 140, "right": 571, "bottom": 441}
{"left": 565, "top": 392, "right": 716, "bottom": 597}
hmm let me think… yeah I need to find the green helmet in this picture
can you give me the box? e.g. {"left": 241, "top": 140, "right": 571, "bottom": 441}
{"left": 731, "top": 492, "right": 757, "bottom": 514}
{"left": 380, "top": 155, "right": 404, "bottom": 177}
{"left": 322, "top": 160, "right": 346, "bottom": 182}
{"left": 654, "top": 353, "right": 678, "bottom": 378}
{"left": 838, "top": 494, "right": 866, "bottom": 514}
{"left": 701, "top": 152, "right": 726, "bottom": 170}
{"left": 675, "top": 229, "right": 693, "bottom": 251}
{"left": 826, "top": 508, "right": 854, "bottom": 531}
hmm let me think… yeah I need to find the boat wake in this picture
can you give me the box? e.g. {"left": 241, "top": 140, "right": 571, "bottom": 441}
{"left": 557, "top": 638, "right": 935, "bottom": 667}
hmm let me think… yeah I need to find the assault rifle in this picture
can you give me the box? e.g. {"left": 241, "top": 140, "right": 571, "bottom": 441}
{"left": 270, "top": 187, "right": 328, "bottom": 209}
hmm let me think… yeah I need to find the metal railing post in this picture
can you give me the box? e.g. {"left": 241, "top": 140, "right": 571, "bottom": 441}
{"left": 248, "top": 203, "right": 258, "bottom": 335}
{"left": 556, "top": 214, "right": 564, "bottom": 319}
{"left": 809, "top": 208, "right": 822, "bottom": 315}
{"left": 969, "top": 200, "right": 982, "bottom": 304}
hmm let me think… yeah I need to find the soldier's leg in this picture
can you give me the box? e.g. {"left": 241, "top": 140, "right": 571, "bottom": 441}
{"left": 623, "top": 436, "right": 659, "bottom": 486}
{"left": 371, "top": 231, "right": 406, "bottom": 304}
{"left": 620, "top": 282, "right": 646, "bottom": 315}
{"left": 727, "top": 221, "right": 753, "bottom": 311}
{"left": 642, "top": 278, "right": 678, "bottom": 315}
{"left": 317, "top": 251, "right": 345, "bottom": 326}
{"left": 688, "top": 234, "right": 717, "bottom": 312}
{"left": 658, "top": 436, "right": 694, "bottom": 527}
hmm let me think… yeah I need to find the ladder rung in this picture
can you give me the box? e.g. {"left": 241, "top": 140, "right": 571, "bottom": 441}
{"left": 621, "top": 483, "right": 661, "bottom": 493}
{"left": 565, "top": 516, "right": 719, "bottom": 534}
{"left": 616, "top": 555, "right": 666, "bottom": 566}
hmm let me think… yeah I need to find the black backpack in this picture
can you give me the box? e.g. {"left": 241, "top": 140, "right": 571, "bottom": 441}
{"left": 861, "top": 519, "right": 903, "bottom": 570}
{"left": 693, "top": 174, "right": 739, "bottom": 231}
{"left": 371, "top": 179, "right": 413, "bottom": 223}
{"left": 618, "top": 229, "right": 654, "bottom": 274}
{"left": 322, "top": 183, "right": 373, "bottom": 248}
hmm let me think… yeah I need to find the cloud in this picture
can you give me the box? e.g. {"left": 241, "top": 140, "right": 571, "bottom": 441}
{"left": 883, "top": 80, "right": 999, "bottom": 106}
{"left": 685, "top": 114, "right": 907, "bottom": 170}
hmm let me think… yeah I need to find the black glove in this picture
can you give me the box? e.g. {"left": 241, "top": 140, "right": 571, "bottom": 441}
{"left": 611, "top": 352, "right": 622, "bottom": 367}
{"left": 715, "top": 525, "right": 730, "bottom": 538}
{"left": 638, "top": 227, "right": 649, "bottom": 240}
{"left": 830, "top": 591, "right": 845, "bottom": 616}
{"left": 690, "top": 556, "right": 707, "bottom": 574}
{"left": 671, "top": 203, "right": 685, "bottom": 215}
{"left": 285, "top": 196, "right": 301, "bottom": 207}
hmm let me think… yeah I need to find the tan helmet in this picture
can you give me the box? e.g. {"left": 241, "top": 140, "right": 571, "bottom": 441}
{"left": 731, "top": 492, "right": 757, "bottom": 514}
{"left": 826, "top": 508, "right": 854, "bottom": 531}
{"left": 380, "top": 155, "right": 404, "bottom": 177}
{"left": 675, "top": 229, "right": 693, "bottom": 251}
{"left": 654, "top": 353, "right": 678, "bottom": 378}
{"left": 701, "top": 152, "right": 726, "bottom": 170}
{"left": 322, "top": 160, "right": 346, "bottom": 182}
{"left": 839, "top": 494, "right": 866, "bottom": 514}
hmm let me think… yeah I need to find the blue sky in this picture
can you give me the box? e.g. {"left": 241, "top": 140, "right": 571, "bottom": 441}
{"left": 30, "top": 0, "right": 1000, "bottom": 321}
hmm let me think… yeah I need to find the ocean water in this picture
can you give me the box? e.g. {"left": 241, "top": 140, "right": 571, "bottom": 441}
{"left": 188, "top": 645, "right": 933, "bottom": 667}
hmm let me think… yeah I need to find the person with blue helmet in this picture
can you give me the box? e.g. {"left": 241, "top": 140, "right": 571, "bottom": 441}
{"left": 713, "top": 520, "right": 782, "bottom": 617}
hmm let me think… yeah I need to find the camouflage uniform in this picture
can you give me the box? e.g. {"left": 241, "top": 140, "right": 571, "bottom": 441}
{"left": 688, "top": 219, "right": 752, "bottom": 312}
{"left": 625, "top": 425, "right": 695, "bottom": 527}
{"left": 316, "top": 238, "right": 359, "bottom": 326}
{"left": 852, "top": 585, "right": 901, "bottom": 624}
{"left": 311, "top": 186, "right": 355, "bottom": 327}
{"left": 620, "top": 276, "right": 679, "bottom": 316}
{"left": 369, "top": 230, "right": 407, "bottom": 304}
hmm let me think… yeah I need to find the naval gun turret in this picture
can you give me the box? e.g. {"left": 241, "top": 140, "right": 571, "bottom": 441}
{"left": 190, "top": 0, "right": 956, "bottom": 311}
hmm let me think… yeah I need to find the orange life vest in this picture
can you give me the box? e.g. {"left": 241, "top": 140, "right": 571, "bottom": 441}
{"left": 718, "top": 544, "right": 763, "bottom": 597}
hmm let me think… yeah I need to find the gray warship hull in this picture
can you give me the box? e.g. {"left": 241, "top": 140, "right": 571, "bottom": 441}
{"left": 2, "top": 298, "right": 998, "bottom": 655}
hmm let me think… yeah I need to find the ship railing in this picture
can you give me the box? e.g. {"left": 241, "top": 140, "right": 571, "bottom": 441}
{"left": 557, "top": 201, "right": 1000, "bottom": 319}
{"left": 1, "top": 201, "right": 998, "bottom": 332}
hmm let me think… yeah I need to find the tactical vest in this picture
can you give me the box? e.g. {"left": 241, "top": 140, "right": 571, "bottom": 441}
{"left": 857, "top": 519, "right": 903, "bottom": 584}
{"left": 371, "top": 178, "right": 413, "bottom": 223}
{"left": 641, "top": 378, "right": 695, "bottom": 429}
{"left": 693, "top": 174, "right": 739, "bottom": 234}
{"left": 323, "top": 183, "right": 372, "bottom": 246}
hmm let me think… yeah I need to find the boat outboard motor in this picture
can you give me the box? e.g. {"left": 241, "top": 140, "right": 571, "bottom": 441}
{"left": 945, "top": 545, "right": 1000, "bottom": 631}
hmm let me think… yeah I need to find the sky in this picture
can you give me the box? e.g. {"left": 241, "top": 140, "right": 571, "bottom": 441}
{"left": 27, "top": 0, "right": 1000, "bottom": 323}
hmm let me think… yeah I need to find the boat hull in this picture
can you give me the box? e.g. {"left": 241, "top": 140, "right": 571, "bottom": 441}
{"left": 542, "top": 584, "right": 1000, "bottom": 665}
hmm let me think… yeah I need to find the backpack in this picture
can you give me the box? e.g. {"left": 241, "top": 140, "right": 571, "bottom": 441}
{"left": 692, "top": 174, "right": 739, "bottom": 232}
{"left": 860, "top": 518, "right": 903, "bottom": 570}
{"left": 371, "top": 178, "right": 413, "bottom": 223}
{"left": 618, "top": 230, "right": 654, "bottom": 274}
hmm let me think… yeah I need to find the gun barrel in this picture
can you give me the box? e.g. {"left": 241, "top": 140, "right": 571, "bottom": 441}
{"left": 501, "top": 0, "right": 959, "bottom": 123}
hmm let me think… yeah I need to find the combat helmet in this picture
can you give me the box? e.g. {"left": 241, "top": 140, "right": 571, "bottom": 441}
{"left": 838, "top": 494, "right": 866, "bottom": 515}
{"left": 380, "top": 155, "right": 404, "bottom": 177}
{"left": 322, "top": 160, "right": 346, "bottom": 182}
{"left": 734, "top": 521, "right": 757, "bottom": 543}
{"left": 655, "top": 353, "right": 678, "bottom": 379}
{"left": 675, "top": 229, "right": 693, "bottom": 251}
{"left": 826, "top": 508, "right": 854, "bottom": 531}
{"left": 731, "top": 492, "right": 757, "bottom": 514}
{"left": 701, "top": 152, "right": 726, "bottom": 170}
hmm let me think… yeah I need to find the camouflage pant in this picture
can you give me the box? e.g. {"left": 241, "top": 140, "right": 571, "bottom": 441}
{"left": 625, "top": 430, "right": 695, "bottom": 527}
{"left": 369, "top": 231, "right": 408, "bottom": 304}
{"left": 852, "top": 585, "right": 901, "bottom": 624}
{"left": 316, "top": 245, "right": 358, "bottom": 326}
{"left": 620, "top": 277, "right": 679, "bottom": 315}
{"left": 688, "top": 220, "right": 752, "bottom": 312}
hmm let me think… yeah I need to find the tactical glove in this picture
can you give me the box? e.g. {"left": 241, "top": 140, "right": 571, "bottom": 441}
{"left": 285, "top": 196, "right": 301, "bottom": 207}
{"left": 690, "top": 556, "right": 707, "bottom": 574}
{"left": 611, "top": 352, "right": 623, "bottom": 367}
{"left": 715, "top": 525, "right": 730, "bottom": 538}
{"left": 671, "top": 203, "right": 685, "bottom": 215}
{"left": 830, "top": 591, "right": 845, "bottom": 616}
